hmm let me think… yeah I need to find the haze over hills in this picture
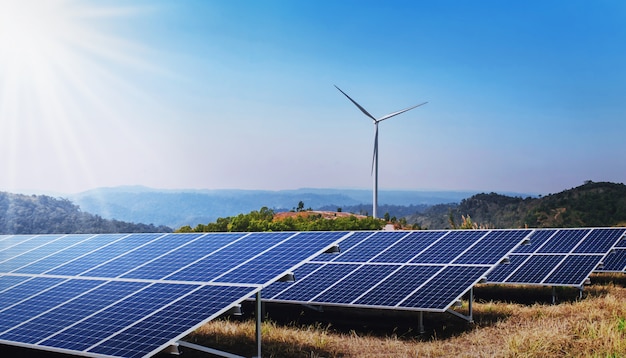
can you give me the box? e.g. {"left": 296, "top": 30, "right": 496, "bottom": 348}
{"left": 69, "top": 186, "right": 500, "bottom": 229}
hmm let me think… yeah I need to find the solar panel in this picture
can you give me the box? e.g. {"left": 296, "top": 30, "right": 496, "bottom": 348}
{"left": 264, "top": 229, "right": 531, "bottom": 312}
{"left": 596, "top": 249, "right": 626, "bottom": 272}
{"left": 487, "top": 228, "right": 626, "bottom": 287}
{"left": 0, "top": 231, "right": 348, "bottom": 358}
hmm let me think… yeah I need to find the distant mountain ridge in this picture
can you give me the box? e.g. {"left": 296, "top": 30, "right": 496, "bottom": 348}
{"left": 69, "top": 186, "right": 503, "bottom": 228}
{"left": 0, "top": 191, "right": 171, "bottom": 234}
{"left": 409, "top": 181, "right": 626, "bottom": 229}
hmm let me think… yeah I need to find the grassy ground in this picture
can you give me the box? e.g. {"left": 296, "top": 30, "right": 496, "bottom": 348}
{"left": 174, "top": 273, "right": 626, "bottom": 357}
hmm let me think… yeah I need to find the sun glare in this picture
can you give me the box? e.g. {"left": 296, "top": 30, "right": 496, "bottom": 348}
{"left": 0, "top": 0, "right": 158, "bottom": 193}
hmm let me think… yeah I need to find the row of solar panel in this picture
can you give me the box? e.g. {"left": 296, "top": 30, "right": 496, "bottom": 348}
{"left": 262, "top": 229, "right": 533, "bottom": 312}
{"left": 0, "top": 275, "right": 256, "bottom": 358}
{"left": 0, "top": 231, "right": 348, "bottom": 285}
{"left": 596, "top": 236, "right": 626, "bottom": 272}
{"left": 0, "top": 231, "right": 349, "bottom": 358}
{"left": 263, "top": 228, "right": 626, "bottom": 312}
{"left": 487, "top": 228, "right": 626, "bottom": 283}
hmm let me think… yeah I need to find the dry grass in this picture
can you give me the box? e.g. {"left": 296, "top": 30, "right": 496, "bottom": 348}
{"left": 172, "top": 274, "right": 626, "bottom": 357}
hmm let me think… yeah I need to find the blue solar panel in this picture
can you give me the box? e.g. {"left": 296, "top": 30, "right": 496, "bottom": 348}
{"left": 215, "top": 232, "right": 349, "bottom": 284}
{"left": 120, "top": 233, "right": 240, "bottom": 280}
{"left": 14, "top": 234, "right": 125, "bottom": 274}
{"left": 596, "top": 249, "right": 626, "bottom": 272}
{"left": 410, "top": 230, "right": 487, "bottom": 264}
{"left": 574, "top": 228, "right": 626, "bottom": 253}
{"left": 273, "top": 263, "right": 361, "bottom": 302}
{"left": 310, "top": 231, "right": 373, "bottom": 262}
{"left": 330, "top": 231, "right": 408, "bottom": 263}
{"left": 0, "top": 231, "right": 348, "bottom": 358}
{"left": 166, "top": 232, "right": 294, "bottom": 282}
{"left": 454, "top": 230, "right": 531, "bottom": 265}
{"left": 87, "top": 285, "right": 254, "bottom": 358}
{"left": 485, "top": 254, "right": 530, "bottom": 283}
{"left": 512, "top": 229, "right": 556, "bottom": 253}
{"left": 537, "top": 229, "right": 590, "bottom": 253}
{"left": 488, "top": 228, "right": 625, "bottom": 287}
{"left": 543, "top": 255, "right": 604, "bottom": 285}
{"left": 0, "top": 280, "right": 149, "bottom": 344}
{"left": 47, "top": 234, "right": 161, "bottom": 276}
{"left": 0, "top": 235, "right": 64, "bottom": 260}
{"left": 354, "top": 265, "right": 443, "bottom": 307}
{"left": 399, "top": 265, "right": 487, "bottom": 310}
{"left": 260, "top": 263, "right": 325, "bottom": 298}
{"left": 370, "top": 231, "right": 446, "bottom": 263}
{"left": 505, "top": 255, "right": 565, "bottom": 284}
{"left": 265, "top": 229, "right": 531, "bottom": 312}
{"left": 312, "top": 264, "right": 399, "bottom": 304}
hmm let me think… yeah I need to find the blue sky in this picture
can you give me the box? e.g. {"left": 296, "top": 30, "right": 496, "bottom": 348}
{"left": 0, "top": 0, "right": 624, "bottom": 195}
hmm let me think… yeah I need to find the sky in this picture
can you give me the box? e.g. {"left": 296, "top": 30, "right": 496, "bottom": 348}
{"left": 0, "top": 0, "right": 625, "bottom": 196}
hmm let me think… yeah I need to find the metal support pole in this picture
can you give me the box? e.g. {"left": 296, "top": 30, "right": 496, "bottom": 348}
{"left": 255, "top": 291, "right": 262, "bottom": 358}
{"left": 418, "top": 311, "right": 425, "bottom": 334}
{"left": 552, "top": 286, "right": 556, "bottom": 305}
{"left": 468, "top": 288, "right": 474, "bottom": 323}
{"left": 579, "top": 288, "right": 583, "bottom": 300}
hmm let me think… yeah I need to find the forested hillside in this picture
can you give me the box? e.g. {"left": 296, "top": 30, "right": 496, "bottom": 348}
{"left": 0, "top": 192, "right": 172, "bottom": 234}
{"left": 408, "top": 181, "right": 626, "bottom": 229}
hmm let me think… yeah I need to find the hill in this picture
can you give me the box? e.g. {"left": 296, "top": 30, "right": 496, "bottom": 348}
{"left": 0, "top": 192, "right": 172, "bottom": 234}
{"left": 69, "top": 187, "right": 484, "bottom": 228}
{"left": 408, "top": 181, "right": 626, "bottom": 229}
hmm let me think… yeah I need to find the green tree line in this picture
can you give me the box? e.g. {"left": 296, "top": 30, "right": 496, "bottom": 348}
{"left": 177, "top": 206, "right": 386, "bottom": 232}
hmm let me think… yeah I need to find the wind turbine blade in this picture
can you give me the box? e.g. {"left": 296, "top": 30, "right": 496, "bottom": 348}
{"left": 334, "top": 85, "right": 377, "bottom": 122}
{"left": 371, "top": 125, "right": 378, "bottom": 175}
{"left": 376, "top": 101, "right": 428, "bottom": 122}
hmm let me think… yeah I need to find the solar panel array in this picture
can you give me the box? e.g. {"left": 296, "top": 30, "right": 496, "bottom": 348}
{"left": 0, "top": 231, "right": 347, "bottom": 358}
{"left": 487, "top": 228, "right": 626, "bottom": 287}
{"left": 263, "top": 229, "right": 531, "bottom": 312}
{"left": 596, "top": 235, "right": 626, "bottom": 272}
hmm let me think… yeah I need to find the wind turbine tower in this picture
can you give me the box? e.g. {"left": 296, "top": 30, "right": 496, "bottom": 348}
{"left": 335, "top": 85, "right": 427, "bottom": 219}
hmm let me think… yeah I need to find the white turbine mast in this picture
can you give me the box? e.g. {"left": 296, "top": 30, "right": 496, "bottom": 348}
{"left": 335, "top": 85, "right": 427, "bottom": 219}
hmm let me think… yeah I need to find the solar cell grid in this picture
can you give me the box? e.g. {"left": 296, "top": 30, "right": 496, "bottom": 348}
{"left": 310, "top": 231, "right": 373, "bottom": 262}
{"left": 46, "top": 234, "right": 155, "bottom": 276}
{"left": 354, "top": 265, "right": 443, "bottom": 307}
{"left": 597, "top": 249, "right": 626, "bottom": 272}
{"left": 573, "top": 228, "right": 626, "bottom": 254}
{"left": 537, "top": 229, "right": 590, "bottom": 253}
{"left": 543, "top": 254, "right": 604, "bottom": 285}
{"left": 512, "top": 229, "right": 556, "bottom": 254}
{"left": 120, "top": 233, "right": 241, "bottom": 280}
{"left": 0, "top": 235, "right": 64, "bottom": 260}
{"left": 79, "top": 233, "right": 192, "bottom": 278}
{"left": 166, "top": 232, "right": 293, "bottom": 282}
{"left": 331, "top": 231, "right": 407, "bottom": 263}
{"left": 410, "top": 230, "right": 485, "bottom": 264}
{"left": 370, "top": 231, "right": 446, "bottom": 263}
{"left": 37, "top": 282, "right": 202, "bottom": 352}
{"left": 261, "top": 263, "right": 325, "bottom": 298}
{"left": 0, "top": 231, "right": 348, "bottom": 358}
{"left": 215, "top": 231, "right": 349, "bottom": 285}
{"left": 0, "top": 280, "right": 148, "bottom": 344}
{"left": 0, "top": 279, "right": 103, "bottom": 333}
{"left": 0, "top": 234, "right": 95, "bottom": 274}
{"left": 454, "top": 230, "right": 530, "bottom": 265}
{"left": 312, "top": 264, "right": 399, "bottom": 304}
{"left": 273, "top": 263, "right": 361, "bottom": 302}
{"left": 87, "top": 285, "right": 255, "bottom": 358}
{"left": 505, "top": 255, "right": 565, "bottom": 283}
{"left": 15, "top": 234, "right": 126, "bottom": 275}
{"left": 399, "top": 265, "right": 488, "bottom": 310}
{"left": 484, "top": 254, "right": 530, "bottom": 283}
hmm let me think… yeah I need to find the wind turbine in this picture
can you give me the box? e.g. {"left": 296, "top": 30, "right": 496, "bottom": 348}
{"left": 335, "top": 85, "right": 427, "bottom": 219}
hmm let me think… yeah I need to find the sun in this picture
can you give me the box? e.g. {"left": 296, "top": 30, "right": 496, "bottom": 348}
{"left": 0, "top": 0, "right": 158, "bottom": 193}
